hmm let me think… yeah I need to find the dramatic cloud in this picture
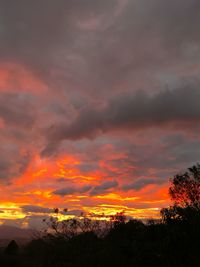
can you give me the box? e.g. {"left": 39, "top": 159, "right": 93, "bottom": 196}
{"left": 42, "top": 84, "right": 200, "bottom": 154}
{"left": 0, "top": 0, "right": 200, "bottom": 225}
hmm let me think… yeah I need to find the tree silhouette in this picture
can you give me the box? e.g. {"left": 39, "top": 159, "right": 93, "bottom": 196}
{"left": 169, "top": 163, "right": 200, "bottom": 209}
{"left": 4, "top": 240, "right": 19, "bottom": 255}
{"left": 161, "top": 163, "right": 200, "bottom": 223}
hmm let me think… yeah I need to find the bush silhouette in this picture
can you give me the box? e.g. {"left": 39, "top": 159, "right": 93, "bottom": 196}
{"left": 4, "top": 240, "right": 19, "bottom": 255}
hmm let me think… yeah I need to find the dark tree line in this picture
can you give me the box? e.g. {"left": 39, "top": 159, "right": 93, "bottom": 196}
{"left": 0, "top": 164, "right": 200, "bottom": 267}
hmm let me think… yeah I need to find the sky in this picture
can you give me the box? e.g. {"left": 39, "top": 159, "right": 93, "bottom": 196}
{"left": 0, "top": 0, "right": 200, "bottom": 229}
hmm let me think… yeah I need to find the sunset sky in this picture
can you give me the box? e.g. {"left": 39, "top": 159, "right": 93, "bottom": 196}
{"left": 0, "top": 0, "right": 200, "bottom": 229}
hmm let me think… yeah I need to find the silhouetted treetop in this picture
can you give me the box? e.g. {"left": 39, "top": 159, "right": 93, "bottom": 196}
{"left": 4, "top": 240, "right": 19, "bottom": 255}
{"left": 161, "top": 163, "right": 200, "bottom": 223}
{"left": 169, "top": 163, "right": 200, "bottom": 209}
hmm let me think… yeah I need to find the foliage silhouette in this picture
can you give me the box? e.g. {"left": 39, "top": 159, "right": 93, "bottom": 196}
{"left": 161, "top": 163, "right": 200, "bottom": 223}
{"left": 169, "top": 163, "right": 200, "bottom": 208}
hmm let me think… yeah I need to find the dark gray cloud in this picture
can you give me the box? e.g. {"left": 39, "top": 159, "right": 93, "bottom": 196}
{"left": 0, "top": 92, "right": 36, "bottom": 128}
{"left": 77, "top": 162, "right": 99, "bottom": 173}
{"left": 122, "top": 178, "right": 165, "bottom": 191}
{"left": 0, "top": 145, "right": 31, "bottom": 181}
{"left": 53, "top": 180, "right": 118, "bottom": 197}
{"left": 0, "top": 91, "right": 39, "bottom": 181}
{"left": 0, "top": 0, "right": 118, "bottom": 88}
{"left": 21, "top": 205, "right": 53, "bottom": 214}
{"left": 21, "top": 206, "right": 84, "bottom": 217}
{"left": 128, "top": 134, "right": 200, "bottom": 176}
{"left": 42, "top": 83, "right": 200, "bottom": 155}
{"left": 53, "top": 185, "right": 92, "bottom": 196}
{"left": 90, "top": 180, "right": 118, "bottom": 196}
{"left": 0, "top": 0, "right": 200, "bottom": 95}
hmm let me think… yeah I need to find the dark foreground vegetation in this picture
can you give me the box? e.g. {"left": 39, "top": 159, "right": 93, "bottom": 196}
{"left": 0, "top": 164, "right": 200, "bottom": 267}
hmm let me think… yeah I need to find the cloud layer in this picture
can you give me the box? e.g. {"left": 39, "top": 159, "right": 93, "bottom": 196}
{"left": 0, "top": 0, "right": 200, "bottom": 225}
{"left": 42, "top": 84, "right": 200, "bottom": 152}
